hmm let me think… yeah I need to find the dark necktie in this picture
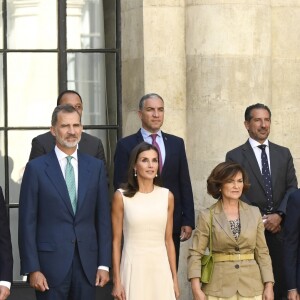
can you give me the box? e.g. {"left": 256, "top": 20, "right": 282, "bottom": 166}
{"left": 150, "top": 134, "right": 163, "bottom": 174}
{"left": 258, "top": 145, "right": 274, "bottom": 213}
{"left": 65, "top": 156, "right": 77, "bottom": 213}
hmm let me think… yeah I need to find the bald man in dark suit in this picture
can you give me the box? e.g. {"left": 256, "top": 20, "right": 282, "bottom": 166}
{"left": 29, "top": 90, "right": 106, "bottom": 164}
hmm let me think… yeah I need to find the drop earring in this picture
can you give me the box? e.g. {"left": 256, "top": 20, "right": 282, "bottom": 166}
{"left": 155, "top": 174, "right": 158, "bottom": 177}
{"left": 134, "top": 169, "right": 137, "bottom": 177}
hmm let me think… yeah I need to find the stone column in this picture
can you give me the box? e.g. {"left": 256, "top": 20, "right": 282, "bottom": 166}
{"left": 186, "top": 0, "right": 272, "bottom": 210}
{"left": 271, "top": 0, "right": 300, "bottom": 172}
{"left": 121, "top": 0, "right": 186, "bottom": 138}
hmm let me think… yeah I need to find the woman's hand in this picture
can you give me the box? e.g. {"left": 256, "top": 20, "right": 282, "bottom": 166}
{"left": 111, "top": 281, "right": 126, "bottom": 300}
{"left": 263, "top": 282, "right": 274, "bottom": 300}
{"left": 174, "top": 278, "right": 180, "bottom": 299}
{"left": 191, "top": 278, "right": 206, "bottom": 300}
{"left": 192, "top": 288, "right": 206, "bottom": 300}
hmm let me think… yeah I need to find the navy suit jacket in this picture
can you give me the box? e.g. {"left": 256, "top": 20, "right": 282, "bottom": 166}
{"left": 226, "top": 140, "right": 298, "bottom": 215}
{"left": 283, "top": 189, "right": 300, "bottom": 291}
{"left": 19, "top": 150, "right": 112, "bottom": 287}
{"left": 29, "top": 131, "right": 106, "bottom": 163}
{"left": 113, "top": 129, "right": 195, "bottom": 233}
{"left": 0, "top": 187, "right": 13, "bottom": 283}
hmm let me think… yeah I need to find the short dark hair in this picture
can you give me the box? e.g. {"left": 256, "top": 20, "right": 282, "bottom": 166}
{"left": 138, "top": 93, "right": 164, "bottom": 110}
{"left": 57, "top": 90, "right": 83, "bottom": 106}
{"left": 207, "top": 161, "right": 250, "bottom": 199}
{"left": 122, "top": 142, "right": 162, "bottom": 197}
{"left": 244, "top": 103, "right": 271, "bottom": 122}
{"left": 51, "top": 104, "right": 81, "bottom": 126}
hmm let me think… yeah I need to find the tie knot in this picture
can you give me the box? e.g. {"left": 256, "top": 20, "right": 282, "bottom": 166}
{"left": 258, "top": 145, "right": 266, "bottom": 151}
{"left": 66, "top": 156, "right": 73, "bottom": 163}
{"left": 150, "top": 134, "right": 158, "bottom": 142}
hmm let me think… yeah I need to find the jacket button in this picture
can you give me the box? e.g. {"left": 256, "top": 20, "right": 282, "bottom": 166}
{"left": 235, "top": 264, "right": 239, "bottom": 269}
{"left": 235, "top": 247, "right": 239, "bottom": 251}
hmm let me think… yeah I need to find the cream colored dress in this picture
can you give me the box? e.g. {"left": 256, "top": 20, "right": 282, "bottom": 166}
{"left": 119, "top": 186, "right": 176, "bottom": 300}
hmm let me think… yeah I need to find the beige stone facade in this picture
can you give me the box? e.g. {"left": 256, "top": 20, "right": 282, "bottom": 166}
{"left": 121, "top": 1, "right": 300, "bottom": 298}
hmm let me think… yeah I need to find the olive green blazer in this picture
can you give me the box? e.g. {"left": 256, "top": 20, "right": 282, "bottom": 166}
{"left": 188, "top": 200, "right": 274, "bottom": 297}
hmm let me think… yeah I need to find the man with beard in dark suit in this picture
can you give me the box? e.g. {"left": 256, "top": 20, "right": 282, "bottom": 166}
{"left": 226, "top": 103, "right": 298, "bottom": 300}
{"left": 19, "top": 105, "right": 111, "bottom": 300}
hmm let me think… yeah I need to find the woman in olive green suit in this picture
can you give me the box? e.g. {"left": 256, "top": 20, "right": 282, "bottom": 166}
{"left": 188, "top": 162, "right": 274, "bottom": 300}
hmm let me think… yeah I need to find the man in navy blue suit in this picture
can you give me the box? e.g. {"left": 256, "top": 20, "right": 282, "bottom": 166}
{"left": 19, "top": 105, "right": 111, "bottom": 300}
{"left": 113, "top": 93, "right": 195, "bottom": 269}
{"left": 0, "top": 186, "right": 13, "bottom": 300}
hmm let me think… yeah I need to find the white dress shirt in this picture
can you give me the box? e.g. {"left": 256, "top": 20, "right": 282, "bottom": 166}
{"left": 0, "top": 281, "right": 11, "bottom": 289}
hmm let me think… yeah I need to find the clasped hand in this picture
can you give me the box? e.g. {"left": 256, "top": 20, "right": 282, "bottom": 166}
{"left": 262, "top": 214, "right": 282, "bottom": 233}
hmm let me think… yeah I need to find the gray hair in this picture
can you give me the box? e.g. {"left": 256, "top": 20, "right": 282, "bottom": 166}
{"left": 138, "top": 93, "right": 164, "bottom": 110}
{"left": 51, "top": 104, "right": 81, "bottom": 126}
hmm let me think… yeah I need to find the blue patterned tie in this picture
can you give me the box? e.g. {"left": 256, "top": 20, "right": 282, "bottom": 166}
{"left": 65, "top": 156, "right": 77, "bottom": 213}
{"left": 258, "top": 145, "right": 274, "bottom": 213}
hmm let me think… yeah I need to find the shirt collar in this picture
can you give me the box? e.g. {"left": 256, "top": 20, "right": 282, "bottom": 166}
{"left": 248, "top": 137, "right": 269, "bottom": 149}
{"left": 54, "top": 145, "right": 78, "bottom": 162}
{"left": 140, "top": 127, "right": 162, "bottom": 139}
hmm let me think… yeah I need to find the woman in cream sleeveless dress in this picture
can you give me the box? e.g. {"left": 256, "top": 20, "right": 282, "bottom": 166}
{"left": 111, "top": 142, "right": 179, "bottom": 300}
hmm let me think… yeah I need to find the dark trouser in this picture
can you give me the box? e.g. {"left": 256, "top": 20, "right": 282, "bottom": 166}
{"left": 173, "top": 233, "right": 180, "bottom": 271}
{"left": 265, "top": 230, "right": 286, "bottom": 300}
{"left": 36, "top": 245, "right": 95, "bottom": 300}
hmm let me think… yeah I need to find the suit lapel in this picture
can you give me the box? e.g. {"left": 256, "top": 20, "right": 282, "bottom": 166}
{"left": 136, "top": 129, "right": 144, "bottom": 143}
{"left": 44, "top": 151, "right": 74, "bottom": 216}
{"left": 268, "top": 142, "right": 278, "bottom": 190}
{"left": 161, "top": 131, "right": 169, "bottom": 176}
{"left": 77, "top": 152, "right": 91, "bottom": 212}
{"left": 238, "top": 201, "right": 249, "bottom": 237}
{"left": 214, "top": 201, "right": 249, "bottom": 244}
{"left": 242, "top": 141, "right": 265, "bottom": 190}
{"left": 213, "top": 202, "right": 237, "bottom": 244}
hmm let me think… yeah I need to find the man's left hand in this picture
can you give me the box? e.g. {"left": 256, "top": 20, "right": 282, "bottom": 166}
{"left": 95, "top": 269, "right": 109, "bottom": 287}
{"left": 263, "top": 213, "right": 282, "bottom": 233}
{"left": 180, "top": 226, "right": 193, "bottom": 242}
{"left": 0, "top": 286, "right": 10, "bottom": 300}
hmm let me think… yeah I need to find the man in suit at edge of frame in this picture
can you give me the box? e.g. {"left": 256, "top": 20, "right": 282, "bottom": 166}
{"left": 283, "top": 188, "right": 300, "bottom": 300}
{"left": 0, "top": 186, "right": 13, "bottom": 300}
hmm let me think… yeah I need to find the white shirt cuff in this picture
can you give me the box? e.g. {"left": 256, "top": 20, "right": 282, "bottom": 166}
{"left": 98, "top": 266, "right": 109, "bottom": 272}
{"left": 0, "top": 281, "right": 11, "bottom": 289}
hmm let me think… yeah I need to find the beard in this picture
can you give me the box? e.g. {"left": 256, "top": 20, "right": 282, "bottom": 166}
{"left": 56, "top": 134, "right": 81, "bottom": 148}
